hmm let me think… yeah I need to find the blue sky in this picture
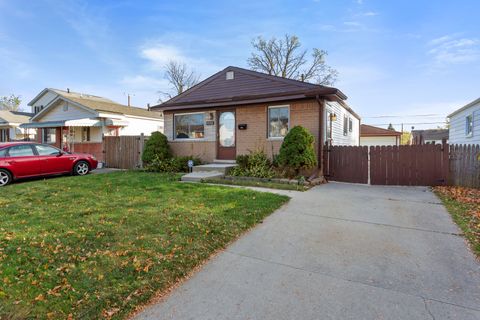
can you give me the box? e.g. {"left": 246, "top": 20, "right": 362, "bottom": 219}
{"left": 0, "top": 0, "right": 479, "bottom": 130}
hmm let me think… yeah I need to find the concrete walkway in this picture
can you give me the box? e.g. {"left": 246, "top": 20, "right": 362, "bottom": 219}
{"left": 135, "top": 183, "right": 480, "bottom": 320}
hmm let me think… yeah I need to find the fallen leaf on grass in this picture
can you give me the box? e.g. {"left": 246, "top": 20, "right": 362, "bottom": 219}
{"left": 34, "top": 294, "right": 45, "bottom": 301}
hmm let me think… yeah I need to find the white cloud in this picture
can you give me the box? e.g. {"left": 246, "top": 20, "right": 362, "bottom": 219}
{"left": 140, "top": 44, "right": 189, "bottom": 70}
{"left": 361, "top": 11, "right": 378, "bottom": 16}
{"left": 427, "top": 35, "right": 480, "bottom": 64}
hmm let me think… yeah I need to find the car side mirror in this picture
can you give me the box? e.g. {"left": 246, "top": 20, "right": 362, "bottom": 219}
{"left": 56, "top": 151, "right": 64, "bottom": 157}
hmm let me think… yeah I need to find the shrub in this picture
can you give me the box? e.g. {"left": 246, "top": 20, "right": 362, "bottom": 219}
{"left": 142, "top": 132, "right": 171, "bottom": 165}
{"left": 230, "top": 150, "right": 276, "bottom": 178}
{"left": 276, "top": 125, "right": 317, "bottom": 175}
{"left": 146, "top": 155, "right": 201, "bottom": 173}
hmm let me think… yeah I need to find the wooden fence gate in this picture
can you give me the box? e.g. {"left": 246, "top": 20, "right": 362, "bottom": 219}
{"left": 324, "top": 145, "right": 369, "bottom": 184}
{"left": 324, "top": 144, "right": 451, "bottom": 186}
{"left": 103, "top": 135, "right": 147, "bottom": 169}
{"left": 369, "top": 145, "right": 448, "bottom": 186}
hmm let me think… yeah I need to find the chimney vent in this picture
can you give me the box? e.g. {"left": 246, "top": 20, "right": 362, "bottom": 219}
{"left": 226, "top": 71, "right": 234, "bottom": 80}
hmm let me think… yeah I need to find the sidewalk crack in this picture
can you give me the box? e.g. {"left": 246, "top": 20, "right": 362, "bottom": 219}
{"left": 423, "top": 297, "right": 435, "bottom": 320}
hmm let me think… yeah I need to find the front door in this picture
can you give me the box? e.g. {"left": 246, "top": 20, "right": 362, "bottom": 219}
{"left": 217, "top": 110, "right": 236, "bottom": 160}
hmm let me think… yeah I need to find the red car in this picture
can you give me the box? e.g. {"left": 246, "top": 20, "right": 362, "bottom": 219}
{"left": 0, "top": 142, "right": 98, "bottom": 186}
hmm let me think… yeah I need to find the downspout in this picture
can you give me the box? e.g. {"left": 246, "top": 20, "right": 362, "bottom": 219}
{"left": 316, "top": 95, "right": 325, "bottom": 179}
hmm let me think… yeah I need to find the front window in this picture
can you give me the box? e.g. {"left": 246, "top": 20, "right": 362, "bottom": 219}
{"left": 268, "top": 106, "right": 289, "bottom": 138}
{"left": 0, "top": 129, "right": 9, "bottom": 142}
{"left": 7, "top": 144, "right": 35, "bottom": 157}
{"left": 36, "top": 144, "right": 61, "bottom": 156}
{"left": 42, "top": 128, "right": 56, "bottom": 144}
{"left": 82, "top": 127, "right": 90, "bottom": 142}
{"left": 174, "top": 113, "right": 205, "bottom": 139}
{"left": 0, "top": 148, "right": 6, "bottom": 157}
{"left": 343, "top": 116, "right": 348, "bottom": 136}
{"left": 466, "top": 114, "right": 473, "bottom": 136}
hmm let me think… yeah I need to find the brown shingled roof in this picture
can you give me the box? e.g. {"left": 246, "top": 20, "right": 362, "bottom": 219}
{"left": 152, "top": 66, "right": 347, "bottom": 111}
{"left": 50, "top": 89, "right": 161, "bottom": 119}
{"left": 361, "top": 124, "right": 402, "bottom": 137}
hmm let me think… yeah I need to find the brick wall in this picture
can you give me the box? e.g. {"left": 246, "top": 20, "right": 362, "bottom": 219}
{"left": 236, "top": 99, "right": 320, "bottom": 158}
{"left": 169, "top": 141, "right": 216, "bottom": 163}
{"left": 164, "top": 98, "right": 321, "bottom": 163}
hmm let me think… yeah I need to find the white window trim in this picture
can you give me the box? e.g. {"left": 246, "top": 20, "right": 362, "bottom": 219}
{"left": 267, "top": 105, "right": 290, "bottom": 139}
{"left": 465, "top": 113, "right": 474, "bottom": 137}
{"left": 343, "top": 115, "right": 349, "bottom": 136}
{"left": 173, "top": 111, "right": 206, "bottom": 141}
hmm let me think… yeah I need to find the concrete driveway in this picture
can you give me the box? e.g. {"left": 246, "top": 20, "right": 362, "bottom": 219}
{"left": 135, "top": 183, "right": 480, "bottom": 320}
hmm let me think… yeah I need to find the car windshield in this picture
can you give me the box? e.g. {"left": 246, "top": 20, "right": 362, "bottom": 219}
{"left": 0, "top": 148, "right": 6, "bottom": 158}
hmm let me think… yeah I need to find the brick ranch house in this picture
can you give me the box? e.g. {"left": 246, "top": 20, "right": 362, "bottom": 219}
{"left": 21, "top": 88, "right": 163, "bottom": 162}
{"left": 152, "top": 66, "right": 360, "bottom": 174}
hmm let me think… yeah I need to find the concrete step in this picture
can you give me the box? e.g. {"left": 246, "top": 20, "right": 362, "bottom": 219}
{"left": 192, "top": 163, "right": 237, "bottom": 174}
{"left": 181, "top": 171, "right": 225, "bottom": 182}
{"left": 213, "top": 159, "right": 237, "bottom": 164}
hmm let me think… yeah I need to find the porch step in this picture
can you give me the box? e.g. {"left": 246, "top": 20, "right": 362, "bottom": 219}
{"left": 213, "top": 159, "right": 237, "bottom": 164}
{"left": 192, "top": 163, "right": 237, "bottom": 175}
{"left": 181, "top": 171, "right": 225, "bottom": 182}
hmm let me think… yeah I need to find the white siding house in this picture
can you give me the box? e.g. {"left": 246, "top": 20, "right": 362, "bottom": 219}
{"left": 0, "top": 111, "right": 35, "bottom": 142}
{"left": 324, "top": 101, "right": 360, "bottom": 146}
{"left": 448, "top": 97, "right": 480, "bottom": 145}
{"left": 21, "top": 88, "right": 163, "bottom": 162}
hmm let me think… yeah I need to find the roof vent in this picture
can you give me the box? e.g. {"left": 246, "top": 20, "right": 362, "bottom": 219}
{"left": 226, "top": 71, "right": 234, "bottom": 80}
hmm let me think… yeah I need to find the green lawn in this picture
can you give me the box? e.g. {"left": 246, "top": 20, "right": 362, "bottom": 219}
{"left": 0, "top": 172, "right": 288, "bottom": 319}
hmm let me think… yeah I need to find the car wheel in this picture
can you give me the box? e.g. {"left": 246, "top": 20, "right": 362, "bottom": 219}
{"left": 74, "top": 161, "right": 90, "bottom": 176}
{"left": 0, "top": 169, "right": 12, "bottom": 187}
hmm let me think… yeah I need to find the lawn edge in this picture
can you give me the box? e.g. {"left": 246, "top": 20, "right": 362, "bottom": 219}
{"left": 126, "top": 198, "right": 291, "bottom": 319}
{"left": 432, "top": 188, "right": 480, "bottom": 260}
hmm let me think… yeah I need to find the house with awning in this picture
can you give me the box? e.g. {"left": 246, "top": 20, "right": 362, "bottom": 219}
{"left": 21, "top": 88, "right": 163, "bottom": 161}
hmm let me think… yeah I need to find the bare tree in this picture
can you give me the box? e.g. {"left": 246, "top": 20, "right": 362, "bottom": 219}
{"left": 0, "top": 94, "right": 22, "bottom": 111}
{"left": 159, "top": 61, "right": 200, "bottom": 102}
{"left": 248, "top": 34, "right": 338, "bottom": 85}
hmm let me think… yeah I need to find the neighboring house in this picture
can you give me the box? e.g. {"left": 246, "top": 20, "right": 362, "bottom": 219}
{"left": 360, "top": 124, "right": 402, "bottom": 147}
{"left": 411, "top": 129, "right": 449, "bottom": 145}
{"left": 448, "top": 97, "right": 480, "bottom": 145}
{"left": 0, "top": 110, "right": 35, "bottom": 142}
{"left": 21, "top": 88, "right": 163, "bottom": 161}
{"left": 151, "top": 66, "right": 360, "bottom": 167}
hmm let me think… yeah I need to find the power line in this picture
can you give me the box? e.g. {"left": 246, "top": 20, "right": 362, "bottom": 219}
{"left": 362, "top": 114, "right": 445, "bottom": 118}
{"left": 370, "top": 121, "right": 447, "bottom": 126}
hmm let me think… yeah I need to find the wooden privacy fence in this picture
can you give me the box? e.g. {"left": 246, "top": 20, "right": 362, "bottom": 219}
{"left": 103, "top": 135, "right": 148, "bottom": 169}
{"left": 324, "top": 143, "right": 480, "bottom": 187}
{"left": 450, "top": 144, "right": 480, "bottom": 188}
{"left": 370, "top": 144, "right": 448, "bottom": 186}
